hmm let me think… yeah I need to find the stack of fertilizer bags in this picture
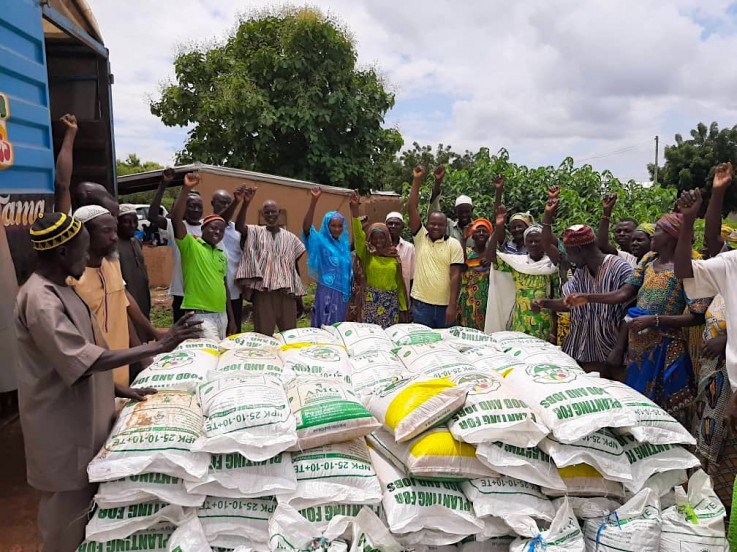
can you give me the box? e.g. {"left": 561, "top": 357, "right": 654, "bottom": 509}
{"left": 76, "top": 323, "right": 730, "bottom": 551}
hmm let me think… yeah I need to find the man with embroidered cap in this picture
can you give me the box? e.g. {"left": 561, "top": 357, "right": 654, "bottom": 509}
{"left": 15, "top": 212, "right": 202, "bottom": 552}
{"left": 385, "top": 211, "right": 415, "bottom": 297}
{"left": 172, "top": 173, "right": 235, "bottom": 340}
{"left": 532, "top": 222, "right": 633, "bottom": 376}
{"left": 70, "top": 205, "right": 165, "bottom": 385}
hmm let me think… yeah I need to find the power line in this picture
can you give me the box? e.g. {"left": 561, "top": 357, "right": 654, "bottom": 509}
{"left": 575, "top": 139, "right": 653, "bottom": 163}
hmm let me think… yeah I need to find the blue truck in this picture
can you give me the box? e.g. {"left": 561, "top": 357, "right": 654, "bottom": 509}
{"left": 0, "top": 0, "right": 116, "bottom": 284}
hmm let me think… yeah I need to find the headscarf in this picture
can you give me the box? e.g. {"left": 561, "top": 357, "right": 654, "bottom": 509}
{"left": 73, "top": 205, "right": 111, "bottom": 223}
{"left": 720, "top": 224, "right": 735, "bottom": 240}
{"left": 305, "top": 211, "right": 353, "bottom": 300}
{"left": 656, "top": 213, "right": 683, "bottom": 239}
{"left": 202, "top": 214, "right": 226, "bottom": 228}
{"left": 366, "top": 223, "right": 398, "bottom": 257}
{"left": 562, "top": 224, "right": 596, "bottom": 247}
{"left": 635, "top": 223, "right": 655, "bottom": 236}
{"left": 510, "top": 212, "right": 535, "bottom": 227}
{"left": 523, "top": 223, "right": 543, "bottom": 241}
{"left": 30, "top": 212, "right": 83, "bottom": 251}
{"left": 464, "top": 218, "right": 493, "bottom": 240}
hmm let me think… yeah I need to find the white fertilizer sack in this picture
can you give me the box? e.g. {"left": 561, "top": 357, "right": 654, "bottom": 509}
{"left": 458, "top": 536, "right": 514, "bottom": 552}
{"left": 348, "top": 506, "right": 403, "bottom": 552}
{"left": 582, "top": 488, "right": 662, "bottom": 552}
{"left": 395, "top": 342, "right": 478, "bottom": 379}
{"left": 280, "top": 344, "right": 352, "bottom": 383}
{"left": 198, "top": 496, "right": 276, "bottom": 548}
{"left": 85, "top": 502, "right": 191, "bottom": 542}
{"left": 462, "top": 476, "right": 555, "bottom": 523}
{"left": 501, "top": 364, "right": 636, "bottom": 443}
{"left": 539, "top": 430, "right": 632, "bottom": 483}
{"left": 349, "top": 350, "right": 406, "bottom": 398}
{"left": 592, "top": 378, "right": 696, "bottom": 445}
{"left": 370, "top": 448, "right": 483, "bottom": 545}
{"left": 441, "top": 326, "right": 496, "bottom": 351}
{"left": 542, "top": 465, "right": 625, "bottom": 499}
{"left": 385, "top": 323, "right": 443, "bottom": 346}
{"left": 282, "top": 439, "right": 382, "bottom": 510}
{"left": 219, "top": 332, "right": 281, "bottom": 350}
{"left": 167, "top": 517, "right": 211, "bottom": 552}
{"left": 278, "top": 327, "right": 341, "bottom": 346}
{"left": 328, "top": 322, "right": 396, "bottom": 356}
{"left": 501, "top": 346, "right": 581, "bottom": 371}
{"left": 553, "top": 497, "right": 623, "bottom": 520}
{"left": 76, "top": 523, "right": 175, "bottom": 552}
{"left": 88, "top": 391, "right": 210, "bottom": 482}
{"left": 489, "top": 331, "right": 551, "bottom": 349}
{"left": 197, "top": 373, "right": 296, "bottom": 459}
{"left": 268, "top": 503, "right": 350, "bottom": 552}
{"left": 463, "top": 347, "right": 526, "bottom": 374}
{"left": 298, "top": 503, "right": 383, "bottom": 534}
{"left": 476, "top": 442, "right": 566, "bottom": 491}
{"left": 132, "top": 349, "right": 219, "bottom": 392}
{"left": 363, "top": 375, "right": 467, "bottom": 442}
{"left": 660, "top": 470, "right": 728, "bottom": 552}
{"left": 215, "top": 347, "right": 288, "bottom": 380}
{"left": 174, "top": 339, "right": 221, "bottom": 352}
{"left": 95, "top": 473, "right": 205, "bottom": 508}
{"left": 448, "top": 372, "right": 548, "bottom": 448}
{"left": 618, "top": 433, "right": 700, "bottom": 493}
{"left": 368, "top": 427, "right": 497, "bottom": 481}
{"left": 185, "top": 452, "right": 296, "bottom": 498}
{"left": 510, "top": 497, "right": 585, "bottom": 552}
{"left": 287, "top": 377, "right": 380, "bottom": 450}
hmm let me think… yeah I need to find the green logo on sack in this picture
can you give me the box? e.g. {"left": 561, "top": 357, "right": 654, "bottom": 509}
{"left": 152, "top": 352, "right": 193, "bottom": 370}
{"left": 525, "top": 364, "right": 577, "bottom": 384}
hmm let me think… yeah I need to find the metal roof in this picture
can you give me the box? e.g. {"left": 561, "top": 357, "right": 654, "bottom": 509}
{"left": 117, "top": 163, "right": 355, "bottom": 195}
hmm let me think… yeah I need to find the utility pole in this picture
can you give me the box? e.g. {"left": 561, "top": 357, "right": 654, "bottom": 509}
{"left": 654, "top": 135, "right": 659, "bottom": 186}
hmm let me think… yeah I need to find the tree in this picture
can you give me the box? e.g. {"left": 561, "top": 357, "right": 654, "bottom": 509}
{"left": 150, "top": 7, "right": 402, "bottom": 192}
{"left": 116, "top": 154, "right": 163, "bottom": 177}
{"left": 650, "top": 122, "right": 737, "bottom": 214}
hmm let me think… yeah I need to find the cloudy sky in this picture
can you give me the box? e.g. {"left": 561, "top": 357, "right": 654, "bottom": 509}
{"left": 87, "top": 0, "right": 737, "bottom": 183}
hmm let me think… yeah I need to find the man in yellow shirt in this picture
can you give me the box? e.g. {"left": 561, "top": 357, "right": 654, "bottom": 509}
{"left": 407, "top": 165, "right": 465, "bottom": 328}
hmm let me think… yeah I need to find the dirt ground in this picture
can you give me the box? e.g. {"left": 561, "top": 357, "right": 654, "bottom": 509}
{"left": 0, "top": 416, "right": 40, "bottom": 551}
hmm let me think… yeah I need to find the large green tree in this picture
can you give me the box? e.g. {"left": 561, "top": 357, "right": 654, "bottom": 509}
{"left": 650, "top": 122, "right": 737, "bottom": 214}
{"left": 151, "top": 7, "right": 402, "bottom": 192}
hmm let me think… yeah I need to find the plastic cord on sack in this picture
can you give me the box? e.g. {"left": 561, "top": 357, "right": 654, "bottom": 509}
{"left": 595, "top": 511, "right": 621, "bottom": 551}
{"left": 528, "top": 534, "right": 546, "bottom": 551}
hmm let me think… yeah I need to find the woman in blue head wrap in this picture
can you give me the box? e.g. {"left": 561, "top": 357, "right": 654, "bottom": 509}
{"left": 303, "top": 187, "right": 353, "bottom": 327}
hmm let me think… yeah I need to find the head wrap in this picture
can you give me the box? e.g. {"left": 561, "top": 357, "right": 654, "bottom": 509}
{"left": 366, "top": 223, "right": 398, "bottom": 257}
{"left": 465, "top": 218, "right": 493, "bottom": 240}
{"left": 656, "top": 213, "right": 683, "bottom": 239}
{"left": 304, "top": 211, "right": 352, "bottom": 300}
{"left": 202, "top": 214, "right": 226, "bottom": 228}
{"left": 118, "top": 204, "right": 137, "bottom": 217}
{"left": 635, "top": 223, "right": 655, "bottom": 236}
{"left": 523, "top": 223, "right": 543, "bottom": 241}
{"left": 73, "top": 205, "right": 111, "bottom": 223}
{"left": 385, "top": 211, "right": 404, "bottom": 223}
{"left": 510, "top": 212, "right": 534, "bottom": 227}
{"left": 720, "top": 224, "right": 735, "bottom": 240}
{"left": 455, "top": 195, "right": 473, "bottom": 207}
{"left": 562, "top": 224, "right": 596, "bottom": 247}
{"left": 30, "top": 212, "right": 82, "bottom": 251}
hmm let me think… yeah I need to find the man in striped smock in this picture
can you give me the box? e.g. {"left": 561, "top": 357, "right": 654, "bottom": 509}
{"left": 234, "top": 188, "right": 306, "bottom": 335}
{"left": 533, "top": 224, "right": 633, "bottom": 377}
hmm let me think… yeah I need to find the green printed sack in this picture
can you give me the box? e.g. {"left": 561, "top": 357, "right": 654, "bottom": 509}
{"left": 385, "top": 323, "right": 443, "bottom": 346}
{"left": 219, "top": 331, "right": 281, "bottom": 350}
{"left": 510, "top": 497, "right": 584, "bottom": 552}
{"left": 132, "top": 349, "right": 219, "bottom": 392}
{"left": 95, "top": 473, "right": 205, "bottom": 508}
{"left": 76, "top": 522, "right": 174, "bottom": 552}
{"left": 475, "top": 441, "right": 565, "bottom": 491}
{"left": 198, "top": 497, "right": 276, "bottom": 549}
{"left": 328, "top": 322, "right": 395, "bottom": 356}
{"left": 349, "top": 350, "right": 405, "bottom": 398}
{"left": 281, "top": 344, "right": 352, "bottom": 384}
{"left": 395, "top": 342, "right": 477, "bottom": 379}
{"left": 85, "top": 502, "right": 189, "bottom": 542}
{"left": 286, "top": 377, "right": 380, "bottom": 450}
{"left": 215, "top": 347, "right": 289, "bottom": 380}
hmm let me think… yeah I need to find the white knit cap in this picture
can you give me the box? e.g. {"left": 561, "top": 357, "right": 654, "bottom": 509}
{"left": 73, "top": 205, "right": 111, "bottom": 223}
{"left": 385, "top": 211, "right": 403, "bottom": 222}
{"left": 455, "top": 195, "right": 473, "bottom": 207}
{"left": 118, "top": 204, "right": 137, "bottom": 217}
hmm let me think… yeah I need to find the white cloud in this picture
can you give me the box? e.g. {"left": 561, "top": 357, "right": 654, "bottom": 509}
{"left": 87, "top": 0, "right": 737, "bottom": 181}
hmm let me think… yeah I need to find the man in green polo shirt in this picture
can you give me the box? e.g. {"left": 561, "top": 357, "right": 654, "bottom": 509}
{"left": 172, "top": 173, "right": 236, "bottom": 340}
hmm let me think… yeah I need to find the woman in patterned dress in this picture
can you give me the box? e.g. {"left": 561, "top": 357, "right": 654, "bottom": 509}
{"left": 350, "top": 193, "right": 406, "bottom": 328}
{"left": 458, "top": 218, "right": 493, "bottom": 330}
{"left": 566, "top": 213, "right": 710, "bottom": 424}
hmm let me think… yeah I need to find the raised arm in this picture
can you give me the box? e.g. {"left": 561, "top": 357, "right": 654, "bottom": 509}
{"left": 674, "top": 189, "right": 702, "bottom": 279}
{"left": 219, "top": 185, "right": 246, "bottom": 223}
{"left": 564, "top": 283, "right": 639, "bottom": 308}
{"left": 704, "top": 162, "right": 733, "bottom": 258}
{"left": 303, "top": 187, "right": 322, "bottom": 237}
{"left": 148, "top": 168, "right": 175, "bottom": 230}
{"left": 541, "top": 193, "right": 561, "bottom": 265}
{"left": 485, "top": 205, "right": 507, "bottom": 265}
{"left": 349, "top": 192, "right": 368, "bottom": 262}
{"left": 234, "top": 187, "right": 257, "bottom": 237}
{"left": 171, "top": 172, "right": 199, "bottom": 240}
{"left": 596, "top": 193, "right": 619, "bottom": 255}
{"left": 54, "top": 114, "right": 77, "bottom": 214}
{"left": 429, "top": 165, "right": 445, "bottom": 214}
{"left": 408, "top": 165, "right": 426, "bottom": 234}
{"left": 493, "top": 175, "right": 504, "bottom": 213}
